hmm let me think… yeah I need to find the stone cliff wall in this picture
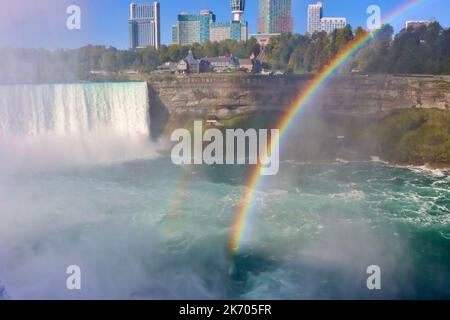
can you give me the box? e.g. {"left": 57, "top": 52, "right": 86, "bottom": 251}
{"left": 140, "top": 74, "right": 450, "bottom": 165}
{"left": 145, "top": 74, "right": 450, "bottom": 120}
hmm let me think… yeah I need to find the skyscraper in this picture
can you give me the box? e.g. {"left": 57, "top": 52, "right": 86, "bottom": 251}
{"left": 258, "top": 0, "right": 293, "bottom": 34}
{"left": 172, "top": 11, "right": 216, "bottom": 45}
{"left": 307, "top": 2, "right": 346, "bottom": 34}
{"left": 307, "top": 2, "right": 323, "bottom": 34}
{"left": 129, "top": 2, "right": 160, "bottom": 50}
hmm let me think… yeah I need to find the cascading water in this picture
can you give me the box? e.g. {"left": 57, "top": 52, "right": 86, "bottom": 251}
{"left": 0, "top": 82, "right": 156, "bottom": 173}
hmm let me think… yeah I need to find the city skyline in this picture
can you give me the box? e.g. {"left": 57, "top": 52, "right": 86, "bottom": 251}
{"left": 171, "top": 1, "right": 248, "bottom": 45}
{"left": 0, "top": 0, "right": 448, "bottom": 49}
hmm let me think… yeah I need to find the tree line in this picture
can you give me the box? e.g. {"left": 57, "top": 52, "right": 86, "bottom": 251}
{"left": 80, "top": 37, "right": 260, "bottom": 75}
{"left": 56, "top": 21, "right": 450, "bottom": 76}
{"left": 1, "top": 21, "right": 449, "bottom": 82}
{"left": 265, "top": 21, "right": 450, "bottom": 74}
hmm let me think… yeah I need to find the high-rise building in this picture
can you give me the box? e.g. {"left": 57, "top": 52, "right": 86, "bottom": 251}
{"left": 172, "top": 11, "right": 216, "bottom": 45}
{"left": 129, "top": 2, "right": 160, "bottom": 50}
{"left": 210, "top": 21, "right": 248, "bottom": 42}
{"left": 258, "top": 0, "right": 293, "bottom": 34}
{"left": 171, "top": 25, "right": 179, "bottom": 44}
{"left": 307, "top": 2, "right": 346, "bottom": 34}
{"left": 307, "top": 2, "right": 323, "bottom": 34}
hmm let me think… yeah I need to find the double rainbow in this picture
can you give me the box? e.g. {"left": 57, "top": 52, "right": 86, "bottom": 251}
{"left": 229, "top": 0, "right": 427, "bottom": 252}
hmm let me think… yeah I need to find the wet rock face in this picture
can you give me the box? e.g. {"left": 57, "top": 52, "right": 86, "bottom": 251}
{"left": 146, "top": 74, "right": 450, "bottom": 118}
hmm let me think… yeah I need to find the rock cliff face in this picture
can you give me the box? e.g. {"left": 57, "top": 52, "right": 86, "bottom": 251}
{"left": 143, "top": 74, "right": 450, "bottom": 166}
{"left": 145, "top": 74, "right": 450, "bottom": 122}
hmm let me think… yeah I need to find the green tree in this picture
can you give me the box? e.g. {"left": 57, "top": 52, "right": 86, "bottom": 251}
{"left": 139, "top": 47, "right": 161, "bottom": 73}
{"left": 100, "top": 48, "right": 119, "bottom": 72}
{"left": 203, "top": 41, "right": 220, "bottom": 57}
{"left": 191, "top": 42, "right": 204, "bottom": 59}
{"left": 167, "top": 44, "right": 189, "bottom": 62}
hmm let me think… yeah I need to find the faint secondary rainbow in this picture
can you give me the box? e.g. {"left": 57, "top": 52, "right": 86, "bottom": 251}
{"left": 229, "top": 0, "right": 426, "bottom": 252}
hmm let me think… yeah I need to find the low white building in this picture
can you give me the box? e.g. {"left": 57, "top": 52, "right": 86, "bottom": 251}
{"left": 405, "top": 20, "right": 434, "bottom": 30}
{"left": 320, "top": 17, "right": 347, "bottom": 34}
{"left": 307, "top": 2, "right": 347, "bottom": 34}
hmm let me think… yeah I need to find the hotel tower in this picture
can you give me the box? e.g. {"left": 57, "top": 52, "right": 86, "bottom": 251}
{"left": 129, "top": 2, "right": 161, "bottom": 50}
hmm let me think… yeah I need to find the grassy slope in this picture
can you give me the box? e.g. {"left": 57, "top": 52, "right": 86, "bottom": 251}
{"left": 374, "top": 109, "right": 450, "bottom": 164}
{"left": 204, "top": 109, "right": 450, "bottom": 165}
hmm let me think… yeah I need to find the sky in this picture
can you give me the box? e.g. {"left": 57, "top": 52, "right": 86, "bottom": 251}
{"left": 0, "top": 0, "right": 448, "bottom": 49}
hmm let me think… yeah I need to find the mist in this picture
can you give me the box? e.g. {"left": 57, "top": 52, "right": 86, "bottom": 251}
{"left": 0, "top": 48, "right": 81, "bottom": 84}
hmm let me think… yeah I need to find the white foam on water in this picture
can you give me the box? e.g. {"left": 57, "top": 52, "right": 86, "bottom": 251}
{"left": 329, "top": 189, "right": 365, "bottom": 201}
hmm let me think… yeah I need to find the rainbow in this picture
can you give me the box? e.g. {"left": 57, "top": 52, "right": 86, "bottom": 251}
{"left": 229, "top": 0, "right": 426, "bottom": 252}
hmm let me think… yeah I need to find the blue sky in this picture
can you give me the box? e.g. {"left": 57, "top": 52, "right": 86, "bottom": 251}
{"left": 0, "top": 0, "right": 448, "bottom": 49}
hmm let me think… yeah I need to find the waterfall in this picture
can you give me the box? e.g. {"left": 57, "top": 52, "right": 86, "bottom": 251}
{"left": 0, "top": 82, "right": 157, "bottom": 173}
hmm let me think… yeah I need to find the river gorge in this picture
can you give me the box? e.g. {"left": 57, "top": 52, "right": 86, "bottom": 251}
{"left": 0, "top": 76, "right": 449, "bottom": 299}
